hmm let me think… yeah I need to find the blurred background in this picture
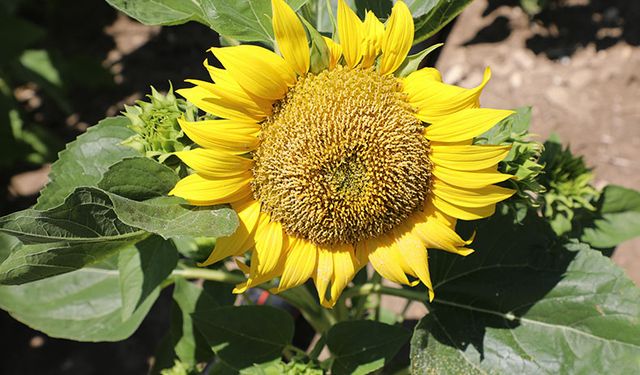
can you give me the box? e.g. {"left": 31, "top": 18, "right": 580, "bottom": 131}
{"left": 1, "top": 0, "right": 638, "bottom": 373}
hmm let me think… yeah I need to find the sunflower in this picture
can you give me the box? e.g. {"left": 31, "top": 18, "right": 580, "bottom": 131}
{"left": 170, "top": 0, "right": 515, "bottom": 307}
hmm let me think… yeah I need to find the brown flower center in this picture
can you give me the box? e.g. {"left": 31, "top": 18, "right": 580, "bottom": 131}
{"left": 252, "top": 66, "right": 432, "bottom": 245}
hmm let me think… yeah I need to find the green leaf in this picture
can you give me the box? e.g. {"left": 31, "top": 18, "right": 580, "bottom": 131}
{"left": 0, "top": 249, "right": 158, "bottom": 341}
{"left": 394, "top": 43, "right": 442, "bottom": 77}
{"left": 105, "top": 0, "right": 310, "bottom": 45}
{"left": 410, "top": 213, "right": 640, "bottom": 374}
{"left": 169, "top": 278, "right": 235, "bottom": 366}
{"left": 98, "top": 157, "right": 180, "bottom": 200}
{"left": 0, "top": 240, "right": 144, "bottom": 285}
{"left": 476, "top": 106, "right": 532, "bottom": 145}
{"left": 192, "top": 305, "right": 295, "bottom": 371}
{"left": 407, "top": 0, "right": 474, "bottom": 45}
{"left": 581, "top": 185, "right": 640, "bottom": 248}
{"left": 0, "top": 187, "right": 236, "bottom": 284}
{"left": 0, "top": 188, "right": 146, "bottom": 244}
{"left": 0, "top": 233, "right": 21, "bottom": 264}
{"left": 109, "top": 194, "right": 238, "bottom": 240}
{"left": 36, "top": 116, "right": 140, "bottom": 210}
{"left": 104, "top": 0, "right": 208, "bottom": 27}
{"left": 3, "top": 187, "right": 237, "bottom": 244}
{"left": 328, "top": 320, "right": 411, "bottom": 375}
{"left": 354, "top": 0, "right": 392, "bottom": 18}
{"left": 119, "top": 236, "right": 178, "bottom": 321}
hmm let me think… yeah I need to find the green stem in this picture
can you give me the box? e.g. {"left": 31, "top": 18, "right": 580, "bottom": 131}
{"left": 308, "top": 334, "right": 326, "bottom": 360}
{"left": 285, "top": 344, "right": 308, "bottom": 358}
{"left": 171, "top": 268, "right": 246, "bottom": 284}
{"left": 342, "top": 283, "right": 427, "bottom": 302}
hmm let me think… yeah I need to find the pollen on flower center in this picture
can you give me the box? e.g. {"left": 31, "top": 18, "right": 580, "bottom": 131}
{"left": 252, "top": 66, "right": 432, "bottom": 245}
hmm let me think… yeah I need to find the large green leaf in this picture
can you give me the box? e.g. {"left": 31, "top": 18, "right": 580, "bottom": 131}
{"left": 581, "top": 185, "right": 640, "bottom": 248}
{"left": 0, "top": 187, "right": 237, "bottom": 284}
{"left": 0, "top": 239, "right": 144, "bottom": 285}
{"left": 104, "top": 0, "right": 208, "bottom": 27}
{"left": 2, "top": 187, "right": 237, "bottom": 243}
{"left": 0, "top": 233, "right": 21, "bottom": 264}
{"left": 165, "top": 278, "right": 235, "bottom": 367}
{"left": 118, "top": 236, "right": 178, "bottom": 321}
{"left": 36, "top": 116, "right": 139, "bottom": 210}
{"left": 0, "top": 188, "right": 146, "bottom": 244}
{"left": 106, "top": 0, "right": 309, "bottom": 45}
{"left": 410, "top": 213, "right": 640, "bottom": 374}
{"left": 192, "top": 305, "right": 295, "bottom": 371}
{"left": 0, "top": 248, "right": 158, "bottom": 342}
{"left": 98, "top": 157, "right": 179, "bottom": 201}
{"left": 406, "top": 0, "right": 473, "bottom": 44}
{"left": 327, "top": 320, "right": 411, "bottom": 375}
{"left": 354, "top": 0, "right": 392, "bottom": 18}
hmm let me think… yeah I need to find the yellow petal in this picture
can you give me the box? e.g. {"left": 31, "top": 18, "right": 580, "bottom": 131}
{"left": 323, "top": 37, "right": 343, "bottom": 69}
{"left": 253, "top": 212, "right": 286, "bottom": 276}
{"left": 177, "top": 85, "right": 260, "bottom": 122}
{"left": 395, "top": 231, "right": 434, "bottom": 301}
{"left": 432, "top": 179, "right": 516, "bottom": 208}
{"left": 360, "top": 11, "right": 384, "bottom": 68}
{"left": 314, "top": 245, "right": 334, "bottom": 306}
{"left": 432, "top": 195, "right": 497, "bottom": 221}
{"left": 367, "top": 234, "right": 412, "bottom": 285}
{"left": 409, "top": 210, "right": 474, "bottom": 256}
{"left": 432, "top": 165, "right": 513, "bottom": 189}
{"left": 178, "top": 118, "right": 260, "bottom": 154}
{"left": 337, "top": 0, "right": 363, "bottom": 68}
{"left": 403, "top": 67, "right": 442, "bottom": 93}
{"left": 186, "top": 76, "right": 273, "bottom": 119}
{"left": 233, "top": 257, "right": 284, "bottom": 294}
{"left": 425, "top": 108, "right": 514, "bottom": 143}
{"left": 211, "top": 45, "right": 295, "bottom": 100}
{"left": 273, "top": 237, "right": 317, "bottom": 293}
{"left": 174, "top": 148, "right": 253, "bottom": 178}
{"left": 429, "top": 143, "right": 511, "bottom": 171}
{"left": 203, "top": 60, "right": 277, "bottom": 113}
{"left": 379, "top": 1, "right": 414, "bottom": 75}
{"left": 271, "top": 0, "right": 309, "bottom": 75}
{"left": 169, "top": 172, "right": 252, "bottom": 206}
{"left": 405, "top": 67, "right": 493, "bottom": 123}
{"left": 328, "top": 244, "right": 358, "bottom": 307}
{"left": 198, "top": 199, "right": 261, "bottom": 266}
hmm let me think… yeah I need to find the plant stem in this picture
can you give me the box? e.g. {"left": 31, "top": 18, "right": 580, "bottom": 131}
{"left": 342, "top": 283, "right": 427, "bottom": 302}
{"left": 171, "top": 268, "right": 246, "bottom": 284}
{"left": 308, "top": 334, "right": 327, "bottom": 361}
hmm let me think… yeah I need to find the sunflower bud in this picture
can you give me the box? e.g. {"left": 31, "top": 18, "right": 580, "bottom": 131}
{"left": 539, "top": 135, "right": 599, "bottom": 235}
{"left": 474, "top": 107, "right": 545, "bottom": 222}
{"left": 122, "top": 84, "right": 197, "bottom": 162}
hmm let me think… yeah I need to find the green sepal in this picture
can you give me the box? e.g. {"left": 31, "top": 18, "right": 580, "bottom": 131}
{"left": 394, "top": 43, "right": 443, "bottom": 77}
{"left": 300, "top": 16, "right": 330, "bottom": 74}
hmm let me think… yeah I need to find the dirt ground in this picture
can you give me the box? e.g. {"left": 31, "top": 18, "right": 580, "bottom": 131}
{"left": 3, "top": 0, "right": 640, "bottom": 372}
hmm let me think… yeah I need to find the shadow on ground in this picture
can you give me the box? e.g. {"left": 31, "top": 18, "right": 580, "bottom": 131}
{"left": 466, "top": 0, "right": 639, "bottom": 59}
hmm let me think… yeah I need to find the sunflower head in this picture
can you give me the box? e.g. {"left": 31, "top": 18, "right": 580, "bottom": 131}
{"left": 170, "top": 0, "right": 515, "bottom": 307}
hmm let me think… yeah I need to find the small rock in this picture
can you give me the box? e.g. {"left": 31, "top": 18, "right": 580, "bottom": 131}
{"left": 444, "top": 64, "right": 466, "bottom": 85}
{"left": 510, "top": 72, "right": 523, "bottom": 88}
{"left": 512, "top": 49, "right": 535, "bottom": 69}
{"left": 568, "top": 69, "right": 592, "bottom": 88}
{"left": 545, "top": 86, "right": 570, "bottom": 107}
